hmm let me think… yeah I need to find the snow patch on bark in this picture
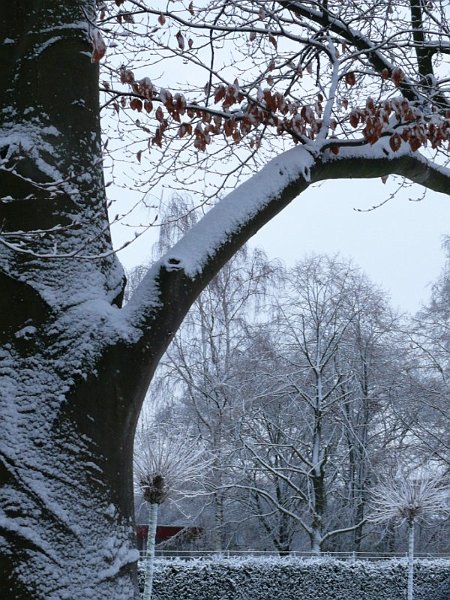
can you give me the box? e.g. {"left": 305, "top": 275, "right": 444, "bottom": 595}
{"left": 0, "top": 339, "right": 139, "bottom": 598}
{"left": 0, "top": 123, "right": 65, "bottom": 190}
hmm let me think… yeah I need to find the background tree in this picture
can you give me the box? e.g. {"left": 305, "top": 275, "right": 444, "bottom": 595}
{"left": 134, "top": 196, "right": 278, "bottom": 550}
{"left": 134, "top": 422, "right": 209, "bottom": 599}
{"left": 1, "top": 1, "right": 450, "bottom": 598}
{"left": 332, "top": 276, "right": 405, "bottom": 551}
{"left": 232, "top": 256, "right": 386, "bottom": 553}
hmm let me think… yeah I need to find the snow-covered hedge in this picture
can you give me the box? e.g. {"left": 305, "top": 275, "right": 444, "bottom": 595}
{"left": 139, "top": 557, "right": 450, "bottom": 600}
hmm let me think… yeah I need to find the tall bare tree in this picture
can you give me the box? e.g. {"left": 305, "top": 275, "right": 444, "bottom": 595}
{"left": 232, "top": 256, "right": 385, "bottom": 553}
{"left": 158, "top": 244, "right": 276, "bottom": 550}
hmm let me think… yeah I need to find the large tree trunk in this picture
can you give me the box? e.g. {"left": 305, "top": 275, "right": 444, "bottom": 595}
{"left": 0, "top": 2, "right": 141, "bottom": 597}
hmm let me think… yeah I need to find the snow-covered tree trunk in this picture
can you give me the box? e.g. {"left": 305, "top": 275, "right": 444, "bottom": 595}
{"left": 0, "top": 3, "right": 200, "bottom": 598}
{"left": 407, "top": 520, "right": 415, "bottom": 600}
{"left": 143, "top": 503, "right": 158, "bottom": 600}
{"left": 310, "top": 529, "right": 323, "bottom": 556}
{"left": 310, "top": 368, "right": 326, "bottom": 554}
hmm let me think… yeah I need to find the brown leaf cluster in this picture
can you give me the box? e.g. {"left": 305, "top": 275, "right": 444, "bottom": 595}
{"left": 119, "top": 68, "right": 450, "bottom": 157}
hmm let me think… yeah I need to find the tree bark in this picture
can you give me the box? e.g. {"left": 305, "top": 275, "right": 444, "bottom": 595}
{"left": 408, "top": 520, "right": 415, "bottom": 600}
{"left": 0, "top": 2, "right": 138, "bottom": 598}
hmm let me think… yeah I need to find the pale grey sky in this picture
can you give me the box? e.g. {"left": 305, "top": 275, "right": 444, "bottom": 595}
{"left": 248, "top": 178, "right": 450, "bottom": 314}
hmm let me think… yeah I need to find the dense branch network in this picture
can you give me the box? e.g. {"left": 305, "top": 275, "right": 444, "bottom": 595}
{"left": 98, "top": 0, "right": 450, "bottom": 200}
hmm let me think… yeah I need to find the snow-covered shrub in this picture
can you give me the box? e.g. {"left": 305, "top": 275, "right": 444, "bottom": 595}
{"left": 139, "top": 557, "right": 450, "bottom": 600}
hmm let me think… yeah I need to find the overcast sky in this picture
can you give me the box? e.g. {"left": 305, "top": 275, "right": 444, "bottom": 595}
{"left": 114, "top": 174, "right": 450, "bottom": 315}
{"left": 248, "top": 177, "right": 450, "bottom": 314}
